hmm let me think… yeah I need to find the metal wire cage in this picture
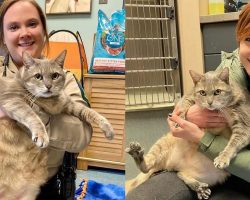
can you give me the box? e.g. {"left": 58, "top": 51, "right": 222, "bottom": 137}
{"left": 125, "top": 0, "right": 181, "bottom": 111}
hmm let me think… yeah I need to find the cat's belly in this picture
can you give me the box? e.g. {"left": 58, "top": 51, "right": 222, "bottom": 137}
{"left": 179, "top": 150, "right": 229, "bottom": 185}
{"left": 163, "top": 135, "right": 229, "bottom": 185}
{"left": 0, "top": 119, "right": 48, "bottom": 192}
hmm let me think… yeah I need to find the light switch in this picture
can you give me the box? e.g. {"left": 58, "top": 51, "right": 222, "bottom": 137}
{"left": 99, "top": 0, "right": 108, "bottom": 4}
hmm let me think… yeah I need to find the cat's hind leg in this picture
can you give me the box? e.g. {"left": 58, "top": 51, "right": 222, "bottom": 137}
{"left": 177, "top": 171, "right": 211, "bottom": 200}
{"left": 126, "top": 170, "right": 154, "bottom": 195}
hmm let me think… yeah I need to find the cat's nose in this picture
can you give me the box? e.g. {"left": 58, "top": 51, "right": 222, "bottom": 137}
{"left": 46, "top": 85, "right": 52, "bottom": 90}
{"left": 208, "top": 102, "right": 212, "bottom": 106}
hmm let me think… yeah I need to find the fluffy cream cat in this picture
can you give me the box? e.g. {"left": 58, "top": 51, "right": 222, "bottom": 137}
{"left": 126, "top": 67, "right": 250, "bottom": 199}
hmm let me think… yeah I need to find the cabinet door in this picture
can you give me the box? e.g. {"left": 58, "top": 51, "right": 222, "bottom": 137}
{"left": 78, "top": 76, "right": 125, "bottom": 170}
{"left": 202, "top": 21, "right": 238, "bottom": 71}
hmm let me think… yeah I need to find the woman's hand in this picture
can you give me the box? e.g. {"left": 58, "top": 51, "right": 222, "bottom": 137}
{"left": 186, "top": 105, "right": 227, "bottom": 128}
{"left": 168, "top": 114, "right": 205, "bottom": 143}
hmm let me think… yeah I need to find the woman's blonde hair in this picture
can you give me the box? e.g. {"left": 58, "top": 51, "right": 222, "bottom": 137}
{"left": 0, "top": 0, "right": 49, "bottom": 52}
{"left": 236, "top": 4, "right": 250, "bottom": 42}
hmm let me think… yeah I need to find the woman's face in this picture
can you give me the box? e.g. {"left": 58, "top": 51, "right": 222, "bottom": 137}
{"left": 239, "top": 38, "right": 250, "bottom": 75}
{"left": 3, "top": 1, "right": 45, "bottom": 67}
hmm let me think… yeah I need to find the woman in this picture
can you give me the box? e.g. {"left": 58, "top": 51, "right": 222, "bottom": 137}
{"left": 0, "top": 0, "right": 92, "bottom": 199}
{"left": 127, "top": 4, "right": 250, "bottom": 200}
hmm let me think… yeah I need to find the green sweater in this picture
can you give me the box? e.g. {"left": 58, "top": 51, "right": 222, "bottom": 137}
{"left": 198, "top": 49, "right": 250, "bottom": 182}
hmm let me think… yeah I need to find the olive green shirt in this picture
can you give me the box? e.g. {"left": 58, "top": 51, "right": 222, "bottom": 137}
{"left": 199, "top": 49, "right": 250, "bottom": 182}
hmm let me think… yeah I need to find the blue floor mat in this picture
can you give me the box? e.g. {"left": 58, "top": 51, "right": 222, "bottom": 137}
{"left": 75, "top": 179, "right": 125, "bottom": 200}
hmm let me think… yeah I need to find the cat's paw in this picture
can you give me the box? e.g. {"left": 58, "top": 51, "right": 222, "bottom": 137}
{"left": 32, "top": 132, "right": 49, "bottom": 148}
{"left": 101, "top": 121, "right": 114, "bottom": 140}
{"left": 125, "top": 142, "right": 144, "bottom": 160}
{"left": 214, "top": 153, "right": 230, "bottom": 169}
{"left": 196, "top": 183, "right": 211, "bottom": 200}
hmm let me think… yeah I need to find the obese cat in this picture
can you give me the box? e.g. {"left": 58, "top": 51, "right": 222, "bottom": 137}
{"left": 0, "top": 50, "right": 114, "bottom": 200}
{"left": 1, "top": 50, "right": 114, "bottom": 148}
{"left": 126, "top": 67, "right": 250, "bottom": 199}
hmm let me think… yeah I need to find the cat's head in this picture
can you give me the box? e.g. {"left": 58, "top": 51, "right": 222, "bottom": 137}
{"left": 189, "top": 67, "right": 233, "bottom": 110}
{"left": 18, "top": 50, "right": 67, "bottom": 98}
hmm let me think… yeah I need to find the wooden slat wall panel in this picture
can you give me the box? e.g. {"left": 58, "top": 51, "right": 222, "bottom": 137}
{"left": 92, "top": 98, "right": 125, "bottom": 105}
{"left": 77, "top": 75, "right": 125, "bottom": 170}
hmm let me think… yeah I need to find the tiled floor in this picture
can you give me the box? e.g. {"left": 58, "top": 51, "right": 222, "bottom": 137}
{"left": 75, "top": 167, "right": 125, "bottom": 187}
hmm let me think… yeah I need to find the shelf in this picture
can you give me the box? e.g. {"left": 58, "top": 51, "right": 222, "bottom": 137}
{"left": 200, "top": 12, "right": 239, "bottom": 24}
{"left": 84, "top": 73, "right": 125, "bottom": 79}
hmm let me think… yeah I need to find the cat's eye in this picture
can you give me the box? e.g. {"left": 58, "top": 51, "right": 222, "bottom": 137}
{"left": 199, "top": 90, "right": 206, "bottom": 96}
{"left": 214, "top": 89, "right": 221, "bottom": 95}
{"left": 51, "top": 73, "right": 60, "bottom": 80}
{"left": 34, "top": 73, "right": 43, "bottom": 80}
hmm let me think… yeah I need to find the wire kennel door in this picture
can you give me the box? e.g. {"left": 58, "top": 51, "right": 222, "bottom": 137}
{"left": 125, "top": 0, "right": 181, "bottom": 111}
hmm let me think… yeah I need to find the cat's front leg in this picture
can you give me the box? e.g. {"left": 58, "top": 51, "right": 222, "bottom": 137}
{"left": 174, "top": 95, "right": 195, "bottom": 127}
{"left": 214, "top": 130, "right": 250, "bottom": 169}
{"left": 64, "top": 102, "right": 114, "bottom": 140}
{"left": 214, "top": 152, "right": 233, "bottom": 169}
{"left": 97, "top": 115, "right": 114, "bottom": 140}
{"left": 1, "top": 100, "right": 49, "bottom": 148}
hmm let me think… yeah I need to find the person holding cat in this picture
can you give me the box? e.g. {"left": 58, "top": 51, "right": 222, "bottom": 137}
{"left": 127, "top": 3, "right": 250, "bottom": 200}
{"left": 0, "top": 0, "right": 92, "bottom": 199}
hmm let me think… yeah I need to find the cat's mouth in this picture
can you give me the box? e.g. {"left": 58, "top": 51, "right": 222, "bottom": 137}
{"left": 205, "top": 105, "right": 216, "bottom": 110}
{"left": 207, "top": 107, "right": 216, "bottom": 111}
{"left": 42, "top": 91, "right": 53, "bottom": 97}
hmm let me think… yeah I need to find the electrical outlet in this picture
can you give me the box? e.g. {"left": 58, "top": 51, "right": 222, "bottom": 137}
{"left": 99, "top": 0, "right": 108, "bottom": 4}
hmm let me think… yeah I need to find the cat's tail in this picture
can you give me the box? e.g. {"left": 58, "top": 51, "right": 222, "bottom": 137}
{"left": 126, "top": 170, "right": 155, "bottom": 195}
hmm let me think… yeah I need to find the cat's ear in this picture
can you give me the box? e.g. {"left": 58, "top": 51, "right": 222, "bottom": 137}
{"left": 53, "top": 50, "right": 67, "bottom": 68}
{"left": 189, "top": 70, "right": 203, "bottom": 84}
{"left": 218, "top": 67, "right": 229, "bottom": 84}
{"left": 22, "top": 51, "right": 35, "bottom": 69}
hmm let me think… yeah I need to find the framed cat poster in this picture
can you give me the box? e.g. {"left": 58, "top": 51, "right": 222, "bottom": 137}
{"left": 45, "top": 0, "right": 92, "bottom": 15}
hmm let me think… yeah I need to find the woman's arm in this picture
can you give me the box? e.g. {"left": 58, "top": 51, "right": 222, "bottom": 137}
{"left": 48, "top": 72, "right": 93, "bottom": 152}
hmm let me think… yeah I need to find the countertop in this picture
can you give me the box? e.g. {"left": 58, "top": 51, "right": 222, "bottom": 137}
{"left": 200, "top": 12, "right": 239, "bottom": 24}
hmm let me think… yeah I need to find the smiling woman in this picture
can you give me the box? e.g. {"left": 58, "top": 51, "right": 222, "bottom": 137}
{"left": 1, "top": 1, "right": 45, "bottom": 68}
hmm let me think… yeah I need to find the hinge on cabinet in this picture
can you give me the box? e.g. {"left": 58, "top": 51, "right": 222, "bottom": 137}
{"left": 166, "top": 6, "right": 175, "bottom": 20}
{"left": 170, "top": 57, "right": 178, "bottom": 70}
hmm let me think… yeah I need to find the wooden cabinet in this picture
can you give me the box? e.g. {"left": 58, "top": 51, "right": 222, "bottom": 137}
{"left": 77, "top": 74, "right": 125, "bottom": 170}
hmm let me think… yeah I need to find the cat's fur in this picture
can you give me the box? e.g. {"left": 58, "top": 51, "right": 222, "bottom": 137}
{"left": 0, "top": 50, "right": 114, "bottom": 200}
{"left": 126, "top": 67, "right": 250, "bottom": 199}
